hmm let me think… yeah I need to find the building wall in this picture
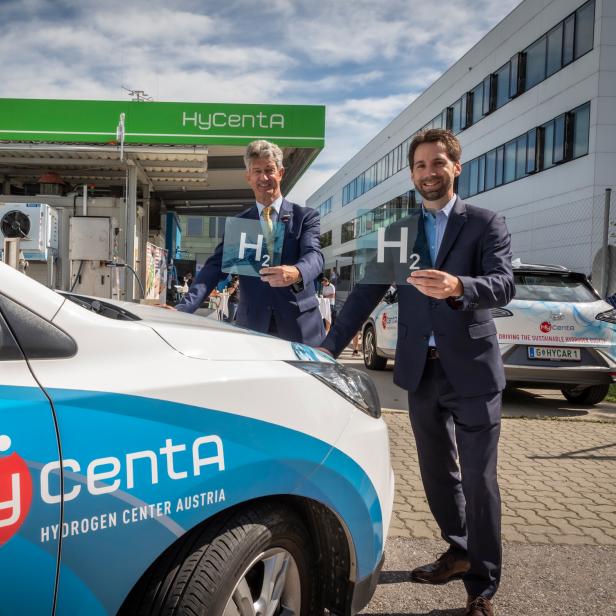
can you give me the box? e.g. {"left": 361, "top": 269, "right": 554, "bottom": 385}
{"left": 309, "top": 0, "right": 613, "bottom": 278}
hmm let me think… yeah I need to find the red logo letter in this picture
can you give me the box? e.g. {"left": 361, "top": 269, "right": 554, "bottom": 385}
{"left": 0, "top": 444, "right": 33, "bottom": 546}
{"left": 540, "top": 321, "right": 552, "bottom": 333}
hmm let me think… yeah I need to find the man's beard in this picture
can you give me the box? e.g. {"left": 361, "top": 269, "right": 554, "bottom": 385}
{"left": 415, "top": 177, "right": 452, "bottom": 202}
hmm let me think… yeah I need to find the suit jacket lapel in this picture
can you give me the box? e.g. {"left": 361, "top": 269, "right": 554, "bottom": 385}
{"left": 435, "top": 197, "right": 467, "bottom": 269}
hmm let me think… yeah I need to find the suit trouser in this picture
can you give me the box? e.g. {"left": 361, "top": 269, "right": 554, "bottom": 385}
{"left": 407, "top": 357, "right": 502, "bottom": 598}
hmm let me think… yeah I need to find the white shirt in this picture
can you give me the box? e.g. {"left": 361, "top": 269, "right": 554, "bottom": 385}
{"left": 256, "top": 196, "right": 283, "bottom": 224}
{"left": 321, "top": 283, "right": 335, "bottom": 305}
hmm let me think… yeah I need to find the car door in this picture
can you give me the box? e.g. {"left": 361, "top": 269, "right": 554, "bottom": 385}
{"left": 0, "top": 293, "right": 62, "bottom": 614}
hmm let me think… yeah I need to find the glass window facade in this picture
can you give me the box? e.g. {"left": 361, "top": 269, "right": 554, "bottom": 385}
{"left": 457, "top": 102, "right": 590, "bottom": 199}
{"left": 186, "top": 217, "right": 203, "bottom": 237}
{"left": 338, "top": 1, "right": 594, "bottom": 209}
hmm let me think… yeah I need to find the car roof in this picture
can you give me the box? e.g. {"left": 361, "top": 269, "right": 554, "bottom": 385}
{"left": 511, "top": 260, "right": 583, "bottom": 275}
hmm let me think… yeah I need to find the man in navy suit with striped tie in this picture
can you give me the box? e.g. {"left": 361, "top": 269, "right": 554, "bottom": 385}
{"left": 176, "top": 140, "right": 325, "bottom": 346}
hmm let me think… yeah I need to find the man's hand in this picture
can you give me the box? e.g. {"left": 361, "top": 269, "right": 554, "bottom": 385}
{"left": 157, "top": 304, "right": 177, "bottom": 310}
{"left": 407, "top": 269, "right": 463, "bottom": 299}
{"left": 259, "top": 265, "right": 301, "bottom": 287}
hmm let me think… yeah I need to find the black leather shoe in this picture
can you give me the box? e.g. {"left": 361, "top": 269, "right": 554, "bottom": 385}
{"left": 465, "top": 595, "right": 494, "bottom": 615}
{"left": 410, "top": 548, "right": 470, "bottom": 584}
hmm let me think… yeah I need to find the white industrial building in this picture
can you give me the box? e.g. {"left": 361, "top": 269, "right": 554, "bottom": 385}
{"left": 308, "top": 0, "right": 614, "bottom": 294}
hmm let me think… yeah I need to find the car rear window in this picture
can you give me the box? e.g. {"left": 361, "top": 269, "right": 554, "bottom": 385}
{"left": 513, "top": 272, "right": 600, "bottom": 302}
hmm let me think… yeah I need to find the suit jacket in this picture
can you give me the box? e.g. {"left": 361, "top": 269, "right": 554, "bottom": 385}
{"left": 322, "top": 198, "right": 515, "bottom": 397}
{"left": 177, "top": 199, "right": 325, "bottom": 346}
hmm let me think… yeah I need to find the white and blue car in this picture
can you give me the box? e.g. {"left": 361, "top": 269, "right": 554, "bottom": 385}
{"left": 362, "top": 263, "right": 616, "bottom": 405}
{"left": 0, "top": 262, "right": 394, "bottom": 615}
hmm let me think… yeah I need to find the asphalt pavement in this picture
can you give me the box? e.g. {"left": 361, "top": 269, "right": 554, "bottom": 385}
{"left": 337, "top": 348, "right": 616, "bottom": 615}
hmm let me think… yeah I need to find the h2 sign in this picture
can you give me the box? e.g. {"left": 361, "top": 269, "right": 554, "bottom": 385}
{"left": 356, "top": 210, "right": 432, "bottom": 285}
{"left": 221, "top": 218, "right": 284, "bottom": 276}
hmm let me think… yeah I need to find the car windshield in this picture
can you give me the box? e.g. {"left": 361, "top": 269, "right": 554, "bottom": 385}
{"left": 513, "top": 272, "right": 600, "bottom": 303}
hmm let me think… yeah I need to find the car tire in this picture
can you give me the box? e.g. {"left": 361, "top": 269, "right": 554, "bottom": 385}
{"left": 363, "top": 324, "right": 388, "bottom": 370}
{"left": 120, "top": 503, "right": 322, "bottom": 616}
{"left": 560, "top": 384, "right": 610, "bottom": 406}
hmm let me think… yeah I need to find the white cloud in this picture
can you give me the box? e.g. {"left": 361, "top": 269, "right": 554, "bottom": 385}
{"left": 0, "top": 0, "right": 523, "bottom": 206}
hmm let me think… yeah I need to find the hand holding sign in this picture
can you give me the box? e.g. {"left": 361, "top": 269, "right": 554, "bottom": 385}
{"left": 259, "top": 265, "right": 301, "bottom": 287}
{"left": 407, "top": 269, "right": 463, "bottom": 299}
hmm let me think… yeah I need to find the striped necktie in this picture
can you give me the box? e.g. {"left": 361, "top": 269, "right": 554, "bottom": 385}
{"left": 262, "top": 206, "right": 273, "bottom": 235}
{"left": 262, "top": 206, "right": 274, "bottom": 256}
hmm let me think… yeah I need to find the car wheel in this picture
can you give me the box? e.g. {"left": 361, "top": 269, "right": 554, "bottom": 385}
{"left": 121, "top": 503, "right": 322, "bottom": 616}
{"left": 560, "top": 384, "right": 610, "bottom": 406}
{"left": 363, "top": 325, "right": 388, "bottom": 370}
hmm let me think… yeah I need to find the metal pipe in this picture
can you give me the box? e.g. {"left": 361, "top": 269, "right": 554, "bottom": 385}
{"left": 602, "top": 188, "right": 612, "bottom": 297}
{"left": 82, "top": 184, "right": 88, "bottom": 216}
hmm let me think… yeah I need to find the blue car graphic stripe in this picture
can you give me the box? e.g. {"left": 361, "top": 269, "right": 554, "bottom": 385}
{"left": 1, "top": 386, "right": 383, "bottom": 616}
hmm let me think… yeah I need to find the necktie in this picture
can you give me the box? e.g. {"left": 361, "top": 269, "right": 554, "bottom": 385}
{"left": 262, "top": 206, "right": 273, "bottom": 235}
{"left": 262, "top": 206, "right": 275, "bottom": 257}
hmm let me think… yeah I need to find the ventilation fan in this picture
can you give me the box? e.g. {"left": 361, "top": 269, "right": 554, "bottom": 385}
{"left": 0, "top": 203, "right": 59, "bottom": 261}
{"left": 1, "top": 210, "right": 31, "bottom": 239}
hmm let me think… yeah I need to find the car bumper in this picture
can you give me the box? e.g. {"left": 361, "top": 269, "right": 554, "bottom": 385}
{"left": 348, "top": 552, "right": 385, "bottom": 615}
{"left": 504, "top": 364, "right": 616, "bottom": 386}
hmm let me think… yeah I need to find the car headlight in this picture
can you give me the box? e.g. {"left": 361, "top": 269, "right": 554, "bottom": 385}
{"left": 596, "top": 309, "right": 616, "bottom": 324}
{"left": 286, "top": 361, "right": 381, "bottom": 419}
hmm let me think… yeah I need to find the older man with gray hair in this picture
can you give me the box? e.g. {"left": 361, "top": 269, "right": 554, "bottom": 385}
{"left": 176, "top": 139, "right": 325, "bottom": 346}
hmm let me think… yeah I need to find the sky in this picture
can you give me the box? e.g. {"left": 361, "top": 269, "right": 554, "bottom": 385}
{"left": 0, "top": 0, "right": 522, "bottom": 204}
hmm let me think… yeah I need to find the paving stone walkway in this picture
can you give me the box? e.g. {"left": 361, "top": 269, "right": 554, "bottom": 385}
{"left": 385, "top": 412, "right": 616, "bottom": 546}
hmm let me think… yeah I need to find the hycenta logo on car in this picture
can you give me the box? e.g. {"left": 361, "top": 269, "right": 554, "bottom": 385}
{"left": 0, "top": 433, "right": 225, "bottom": 545}
{"left": 0, "top": 435, "right": 32, "bottom": 545}
{"left": 539, "top": 321, "right": 574, "bottom": 334}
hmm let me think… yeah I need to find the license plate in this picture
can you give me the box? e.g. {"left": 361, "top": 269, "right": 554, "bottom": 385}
{"left": 527, "top": 346, "right": 581, "bottom": 361}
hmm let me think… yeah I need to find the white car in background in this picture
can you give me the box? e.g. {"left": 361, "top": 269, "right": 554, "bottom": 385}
{"left": 0, "top": 262, "right": 393, "bottom": 616}
{"left": 362, "top": 263, "right": 616, "bottom": 405}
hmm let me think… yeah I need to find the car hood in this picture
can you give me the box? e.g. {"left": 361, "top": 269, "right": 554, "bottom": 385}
{"left": 102, "top": 301, "right": 304, "bottom": 361}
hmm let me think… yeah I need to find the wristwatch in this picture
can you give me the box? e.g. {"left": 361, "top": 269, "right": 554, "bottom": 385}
{"left": 291, "top": 273, "right": 304, "bottom": 293}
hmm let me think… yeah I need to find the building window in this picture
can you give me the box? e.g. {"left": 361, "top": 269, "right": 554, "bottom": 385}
{"left": 341, "top": 221, "right": 354, "bottom": 243}
{"left": 320, "top": 230, "right": 332, "bottom": 248}
{"left": 546, "top": 23, "right": 563, "bottom": 77}
{"left": 563, "top": 14, "right": 575, "bottom": 65}
{"left": 451, "top": 99, "right": 462, "bottom": 134}
{"left": 525, "top": 36, "right": 547, "bottom": 90}
{"left": 542, "top": 122, "right": 555, "bottom": 169}
{"left": 318, "top": 197, "right": 332, "bottom": 218}
{"left": 575, "top": 0, "right": 595, "bottom": 59}
{"left": 572, "top": 103, "right": 590, "bottom": 158}
{"left": 526, "top": 128, "right": 538, "bottom": 174}
{"left": 495, "top": 146, "right": 504, "bottom": 186}
{"left": 471, "top": 83, "right": 484, "bottom": 125}
{"left": 485, "top": 150, "right": 496, "bottom": 191}
{"left": 553, "top": 114, "right": 566, "bottom": 164}
{"left": 503, "top": 141, "right": 516, "bottom": 184}
{"left": 186, "top": 217, "right": 203, "bottom": 237}
{"left": 515, "top": 134, "right": 527, "bottom": 179}
{"left": 509, "top": 53, "right": 521, "bottom": 98}
{"left": 457, "top": 165, "right": 470, "bottom": 199}
{"left": 495, "top": 63, "right": 510, "bottom": 109}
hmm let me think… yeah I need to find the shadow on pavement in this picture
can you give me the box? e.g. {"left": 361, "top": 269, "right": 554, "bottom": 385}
{"left": 502, "top": 386, "right": 616, "bottom": 421}
{"left": 360, "top": 611, "right": 464, "bottom": 616}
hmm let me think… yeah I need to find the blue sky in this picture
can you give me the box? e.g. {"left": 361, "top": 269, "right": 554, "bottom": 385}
{"left": 0, "top": 0, "right": 521, "bottom": 203}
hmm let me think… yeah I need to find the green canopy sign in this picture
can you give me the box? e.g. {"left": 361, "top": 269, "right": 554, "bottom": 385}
{"left": 0, "top": 98, "right": 325, "bottom": 148}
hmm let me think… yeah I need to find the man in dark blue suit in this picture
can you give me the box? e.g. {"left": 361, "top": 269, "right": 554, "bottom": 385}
{"left": 176, "top": 140, "right": 324, "bottom": 346}
{"left": 320, "top": 129, "right": 514, "bottom": 616}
